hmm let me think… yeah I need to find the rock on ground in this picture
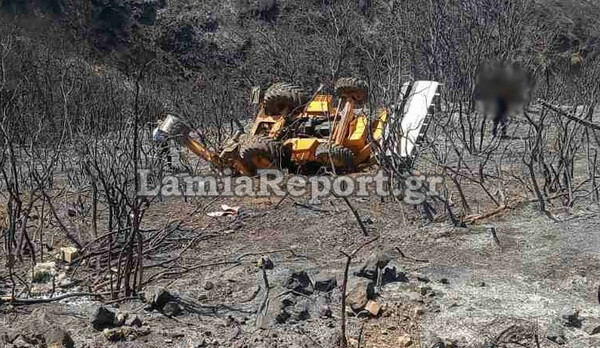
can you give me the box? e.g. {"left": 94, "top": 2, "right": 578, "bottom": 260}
{"left": 90, "top": 305, "right": 116, "bottom": 330}
{"left": 355, "top": 249, "right": 396, "bottom": 280}
{"left": 314, "top": 277, "right": 337, "bottom": 292}
{"left": 163, "top": 301, "right": 182, "bottom": 316}
{"left": 151, "top": 288, "right": 176, "bottom": 310}
{"left": 32, "top": 262, "right": 56, "bottom": 283}
{"left": 285, "top": 271, "right": 313, "bottom": 294}
{"left": 346, "top": 278, "right": 375, "bottom": 312}
{"left": 126, "top": 315, "right": 143, "bottom": 328}
{"left": 103, "top": 326, "right": 151, "bottom": 342}
{"left": 560, "top": 305, "right": 581, "bottom": 327}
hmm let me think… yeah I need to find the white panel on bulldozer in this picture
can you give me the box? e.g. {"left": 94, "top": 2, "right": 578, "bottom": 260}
{"left": 384, "top": 80, "right": 440, "bottom": 158}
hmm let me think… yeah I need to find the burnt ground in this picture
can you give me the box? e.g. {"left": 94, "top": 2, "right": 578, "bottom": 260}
{"left": 2, "top": 109, "right": 600, "bottom": 347}
{"left": 2, "top": 186, "right": 600, "bottom": 347}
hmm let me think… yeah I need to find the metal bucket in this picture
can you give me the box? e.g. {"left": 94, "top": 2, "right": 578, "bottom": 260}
{"left": 159, "top": 114, "right": 191, "bottom": 137}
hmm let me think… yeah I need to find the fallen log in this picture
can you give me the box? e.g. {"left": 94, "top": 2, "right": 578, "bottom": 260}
{"left": 1, "top": 292, "right": 98, "bottom": 305}
{"left": 464, "top": 190, "right": 573, "bottom": 223}
{"left": 539, "top": 99, "right": 600, "bottom": 131}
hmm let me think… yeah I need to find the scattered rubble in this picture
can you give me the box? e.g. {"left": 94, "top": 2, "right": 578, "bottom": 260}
{"left": 3, "top": 192, "right": 596, "bottom": 348}
{"left": 88, "top": 305, "right": 152, "bottom": 342}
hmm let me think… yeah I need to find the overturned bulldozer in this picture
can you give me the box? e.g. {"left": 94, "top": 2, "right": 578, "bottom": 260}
{"left": 154, "top": 78, "right": 440, "bottom": 176}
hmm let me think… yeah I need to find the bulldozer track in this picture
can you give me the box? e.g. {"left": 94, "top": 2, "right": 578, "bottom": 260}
{"left": 240, "top": 135, "right": 285, "bottom": 173}
{"left": 334, "top": 77, "right": 368, "bottom": 104}
{"left": 263, "top": 83, "right": 309, "bottom": 116}
{"left": 315, "top": 143, "right": 356, "bottom": 173}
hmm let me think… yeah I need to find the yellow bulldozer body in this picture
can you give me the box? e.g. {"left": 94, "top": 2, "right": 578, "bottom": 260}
{"left": 284, "top": 138, "right": 321, "bottom": 163}
{"left": 371, "top": 108, "right": 388, "bottom": 141}
{"left": 345, "top": 116, "right": 368, "bottom": 149}
{"left": 249, "top": 112, "right": 285, "bottom": 138}
{"left": 305, "top": 95, "right": 334, "bottom": 114}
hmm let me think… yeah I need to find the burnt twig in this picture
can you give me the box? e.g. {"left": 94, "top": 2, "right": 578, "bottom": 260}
{"left": 3, "top": 292, "right": 98, "bottom": 305}
{"left": 340, "top": 196, "right": 369, "bottom": 236}
{"left": 339, "top": 236, "right": 380, "bottom": 347}
{"left": 395, "top": 246, "right": 429, "bottom": 263}
{"left": 255, "top": 266, "right": 271, "bottom": 328}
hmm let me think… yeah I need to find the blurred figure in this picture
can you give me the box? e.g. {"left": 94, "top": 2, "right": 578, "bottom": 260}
{"left": 473, "top": 60, "right": 534, "bottom": 138}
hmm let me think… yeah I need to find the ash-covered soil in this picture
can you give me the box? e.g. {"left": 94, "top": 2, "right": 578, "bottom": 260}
{"left": 2, "top": 189, "right": 600, "bottom": 347}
